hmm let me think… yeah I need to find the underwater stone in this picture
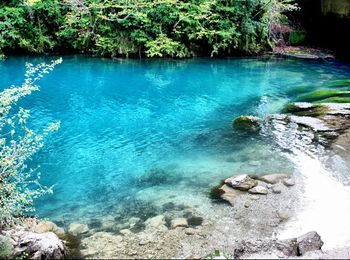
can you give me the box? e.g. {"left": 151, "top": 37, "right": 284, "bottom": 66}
{"left": 162, "top": 202, "right": 176, "bottom": 211}
{"left": 119, "top": 229, "right": 132, "bottom": 235}
{"left": 144, "top": 215, "right": 165, "bottom": 228}
{"left": 171, "top": 218, "right": 188, "bottom": 229}
{"left": 225, "top": 174, "right": 258, "bottom": 191}
{"left": 232, "top": 116, "right": 261, "bottom": 132}
{"left": 187, "top": 216, "right": 203, "bottom": 227}
{"left": 68, "top": 223, "right": 89, "bottom": 236}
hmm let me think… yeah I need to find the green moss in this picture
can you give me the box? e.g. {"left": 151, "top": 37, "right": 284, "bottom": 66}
{"left": 295, "top": 89, "right": 350, "bottom": 102}
{"left": 283, "top": 103, "right": 329, "bottom": 117}
{"left": 315, "top": 96, "right": 350, "bottom": 103}
{"left": 326, "top": 79, "right": 350, "bottom": 88}
{"left": 232, "top": 116, "right": 261, "bottom": 132}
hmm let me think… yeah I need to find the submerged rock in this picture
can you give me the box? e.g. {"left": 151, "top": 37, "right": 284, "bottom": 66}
{"left": 232, "top": 116, "right": 261, "bottom": 132}
{"left": 145, "top": 215, "right": 165, "bottom": 228}
{"left": 297, "top": 231, "right": 324, "bottom": 255}
{"left": 248, "top": 186, "right": 268, "bottom": 195}
{"left": 68, "top": 223, "right": 89, "bottom": 236}
{"left": 225, "top": 174, "right": 258, "bottom": 191}
{"left": 171, "top": 218, "right": 188, "bottom": 229}
{"left": 120, "top": 229, "right": 132, "bottom": 235}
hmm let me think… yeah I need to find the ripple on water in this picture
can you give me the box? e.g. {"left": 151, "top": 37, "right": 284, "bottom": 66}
{"left": 1, "top": 56, "right": 350, "bottom": 233}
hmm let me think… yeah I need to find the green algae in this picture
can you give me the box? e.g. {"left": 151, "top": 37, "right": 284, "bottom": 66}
{"left": 232, "top": 116, "right": 261, "bottom": 132}
{"left": 326, "top": 79, "right": 350, "bottom": 88}
{"left": 295, "top": 89, "right": 350, "bottom": 102}
{"left": 315, "top": 96, "right": 350, "bottom": 103}
{"left": 286, "top": 85, "right": 316, "bottom": 96}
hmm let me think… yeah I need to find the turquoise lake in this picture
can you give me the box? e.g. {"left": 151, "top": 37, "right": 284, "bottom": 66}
{"left": 1, "top": 56, "right": 350, "bottom": 228}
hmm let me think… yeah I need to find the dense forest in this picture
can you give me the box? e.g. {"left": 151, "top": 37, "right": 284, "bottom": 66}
{"left": 0, "top": 0, "right": 297, "bottom": 58}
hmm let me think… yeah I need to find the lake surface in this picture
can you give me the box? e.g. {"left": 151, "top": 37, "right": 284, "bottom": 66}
{"left": 1, "top": 56, "right": 350, "bottom": 228}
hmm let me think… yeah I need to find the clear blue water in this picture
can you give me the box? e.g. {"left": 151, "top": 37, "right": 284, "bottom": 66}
{"left": 1, "top": 56, "right": 350, "bottom": 227}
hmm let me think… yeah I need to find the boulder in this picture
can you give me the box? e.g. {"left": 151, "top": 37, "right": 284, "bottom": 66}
{"left": 248, "top": 186, "right": 268, "bottom": 195}
{"left": 219, "top": 184, "right": 245, "bottom": 205}
{"left": 297, "top": 231, "right": 323, "bottom": 255}
{"left": 145, "top": 215, "right": 165, "bottom": 228}
{"left": 225, "top": 174, "right": 258, "bottom": 191}
{"left": 171, "top": 218, "right": 188, "bottom": 229}
{"left": 255, "top": 173, "right": 289, "bottom": 184}
{"left": 232, "top": 116, "right": 261, "bottom": 131}
{"left": 15, "top": 231, "right": 65, "bottom": 259}
{"left": 275, "top": 238, "right": 298, "bottom": 256}
{"left": 68, "top": 223, "right": 89, "bottom": 236}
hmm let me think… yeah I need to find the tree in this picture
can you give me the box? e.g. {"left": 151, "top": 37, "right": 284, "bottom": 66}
{"left": 0, "top": 58, "right": 62, "bottom": 227}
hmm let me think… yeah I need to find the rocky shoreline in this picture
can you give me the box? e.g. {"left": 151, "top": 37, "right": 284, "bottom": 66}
{"left": 2, "top": 101, "right": 350, "bottom": 259}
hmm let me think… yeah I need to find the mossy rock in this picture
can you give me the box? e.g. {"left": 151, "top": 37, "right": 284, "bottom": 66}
{"left": 315, "top": 96, "right": 350, "bottom": 103}
{"left": 295, "top": 89, "right": 350, "bottom": 102}
{"left": 283, "top": 103, "right": 329, "bottom": 117}
{"left": 232, "top": 116, "right": 261, "bottom": 132}
{"left": 326, "top": 79, "right": 350, "bottom": 88}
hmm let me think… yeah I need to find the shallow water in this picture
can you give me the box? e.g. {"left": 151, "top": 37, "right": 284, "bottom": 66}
{"left": 1, "top": 56, "right": 350, "bottom": 228}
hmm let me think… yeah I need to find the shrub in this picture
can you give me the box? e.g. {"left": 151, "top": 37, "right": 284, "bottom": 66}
{"left": 0, "top": 58, "right": 62, "bottom": 227}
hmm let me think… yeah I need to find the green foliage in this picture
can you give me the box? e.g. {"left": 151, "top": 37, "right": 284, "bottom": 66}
{"left": 0, "top": 59, "right": 62, "bottom": 227}
{"left": 0, "top": 0, "right": 298, "bottom": 57}
{"left": 290, "top": 30, "right": 306, "bottom": 45}
{"left": 326, "top": 79, "right": 350, "bottom": 88}
{"left": 0, "top": 236, "right": 14, "bottom": 258}
{"left": 205, "top": 249, "right": 232, "bottom": 259}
